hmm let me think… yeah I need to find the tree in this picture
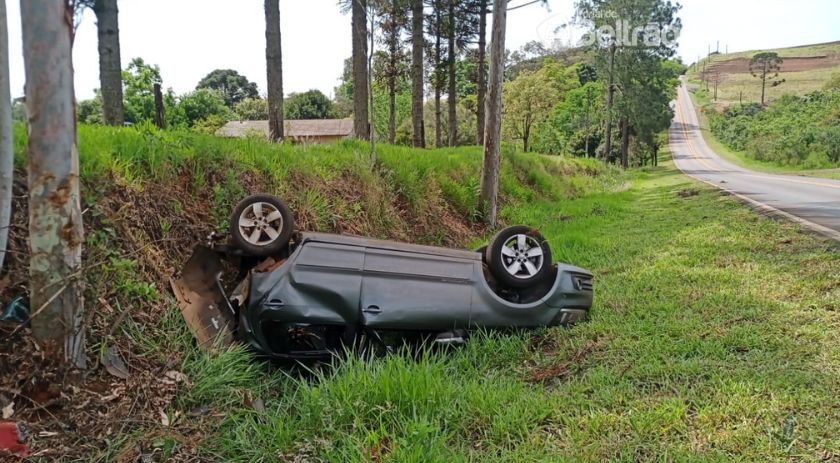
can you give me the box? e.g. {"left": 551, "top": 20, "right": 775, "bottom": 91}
{"left": 749, "top": 52, "right": 784, "bottom": 105}
{"left": 540, "top": 81, "right": 604, "bottom": 156}
{"left": 234, "top": 97, "right": 269, "bottom": 120}
{"left": 503, "top": 61, "right": 576, "bottom": 152}
{"left": 265, "top": 0, "right": 284, "bottom": 141}
{"left": 429, "top": 1, "right": 444, "bottom": 147}
{"left": 373, "top": 0, "right": 410, "bottom": 144}
{"left": 576, "top": 0, "right": 681, "bottom": 165}
{"left": 410, "top": 0, "right": 425, "bottom": 147}
{"left": 446, "top": 0, "right": 457, "bottom": 146}
{"left": 333, "top": 57, "right": 354, "bottom": 118}
{"left": 92, "top": 0, "right": 124, "bottom": 126}
{"left": 21, "top": 0, "right": 86, "bottom": 368}
{"left": 0, "top": 0, "right": 11, "bottom": 275}
{"left": 122, "top": 57, "right": 163, "bottom": 123}
{"left": 78, "top": 94, "right": 104, "bottom": 124}
{"left": 352, "top": 0, "right": 371, "bottom": 139}
{"left": 285, "top": 90, "right": 334, "bottom": 119}
{"left": 478, "top": 0, "right": 506, "bottom": 226}
{"left": 197, "top": 69, "right": 259, "bottom": 107}
{"left": 475, "top": 0, "right": 487, "bottom": 145}
{"left": 178, "top": 88, "right": 230, "bottom": 127}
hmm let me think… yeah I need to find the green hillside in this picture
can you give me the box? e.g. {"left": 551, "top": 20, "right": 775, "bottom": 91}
{"left": 687, "top": 41, "right": 840, "bottom": 108}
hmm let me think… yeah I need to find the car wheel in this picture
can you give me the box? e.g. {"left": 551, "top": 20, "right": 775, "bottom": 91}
{"left": 485, "top": 226, "right": 552, "bottom": 289}
{"left": 229, "top": 194, "right": 295, "bottom": 257}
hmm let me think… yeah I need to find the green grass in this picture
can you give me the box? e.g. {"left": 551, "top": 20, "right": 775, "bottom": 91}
{"left": 13, "top": 123, "right": 839, "bottom": 460}
{"left": 150, "top": 151, "right": 840, "bottom": 462}
{"left": 686, "top": 88, "right": 840, "bottom": 180}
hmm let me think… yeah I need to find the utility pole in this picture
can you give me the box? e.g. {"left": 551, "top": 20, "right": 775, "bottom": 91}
{"left": 712, "top": 71, "right": 720, "bottom": 100}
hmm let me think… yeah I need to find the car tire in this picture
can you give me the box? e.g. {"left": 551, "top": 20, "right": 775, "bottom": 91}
{"left": 229, "top": 194, "right": 295, "bottom": 257}
{"left": 485, "top": 226, "right": 552, "bottom": 289}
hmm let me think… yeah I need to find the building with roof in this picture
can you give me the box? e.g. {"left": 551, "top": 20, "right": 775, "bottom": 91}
{"left": 217, "top": 119, "right": 354, "bottom": 144}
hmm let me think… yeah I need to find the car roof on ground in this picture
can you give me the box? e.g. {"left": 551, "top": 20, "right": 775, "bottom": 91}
{"left": 300, "top": 232, "right": 481, "bottom": 261}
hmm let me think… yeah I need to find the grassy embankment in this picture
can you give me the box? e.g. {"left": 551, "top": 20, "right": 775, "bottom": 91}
{"left": 684, "top": 41, "right": 840, "bottom": 178}
{"left": 6, "top": 123, "right": 619, "bottom": 461}
{"left": 7, "top": 124, "right": 840, "bottom": 461}
{"left": 183, "top": 151, "right": 840, "bottom": 462}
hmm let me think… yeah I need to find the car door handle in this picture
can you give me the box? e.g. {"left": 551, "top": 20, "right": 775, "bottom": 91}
{"left": 264, "top": 299, "right": 285, "bottom": 309}
{"left": 363, "top": 305, "right": 381, "bottom": 314}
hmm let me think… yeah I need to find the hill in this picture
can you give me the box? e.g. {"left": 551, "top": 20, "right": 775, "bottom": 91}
{"left": 687, "top": 41, "right": 840, "bottom": 108}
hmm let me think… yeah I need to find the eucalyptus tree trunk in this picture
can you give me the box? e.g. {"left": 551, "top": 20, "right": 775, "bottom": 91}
{"left": 475, "top": 0, "right": 487, "bottom": 146}
{"left": 265, "top": 0, "right": 284, "bottom": 141}
{"left": 0, "top": 0, "right": 12, "bottom": 274}
{"left": 410, "top": 0, "right": 425, "bottom": 147}
{"left": 21, "top": 0, "right": 86, "bottom": 368}
{"left": 446, "top": 0, "right": 457, "bottom": 147}
{"left": 478, "top": 0, "right": 506, "bottom": 227}
{"left": 93, "top": 0, "right": 124, "bottom": 126}
{"left": 352, "top": 0, "right": 370, "bottom": 140}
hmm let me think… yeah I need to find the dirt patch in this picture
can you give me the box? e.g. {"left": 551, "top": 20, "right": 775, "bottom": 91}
{"left": 0, "top": 165, "right": 235, "bottom": 461}
{"left": 701, "top": 54, "right": 840, "bottom": 79}
{"left": 677, "top": 188, "right": 700, "bottom": 198}
{"left": 527, "top": 338, "right": 602, "bottom": 384}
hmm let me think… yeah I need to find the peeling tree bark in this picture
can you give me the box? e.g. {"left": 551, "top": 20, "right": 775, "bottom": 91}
{"left": 21, "top": 0, "right": 86, "bottom": 368}
{"left": 478, "top": 0, "right": 506, "bottom": 227}
{"left": 93, "top": 0, "right": 124, "bottom": 126}
{"left": 0, "top": 0, "right": 12, "bottom": 274}
{"left": 265, "top": 0, "right": 284, "bottom": 142}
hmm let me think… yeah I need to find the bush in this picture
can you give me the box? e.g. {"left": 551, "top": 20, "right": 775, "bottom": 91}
{"left": 708, "top": 90, "right": 840, "bottom": 167}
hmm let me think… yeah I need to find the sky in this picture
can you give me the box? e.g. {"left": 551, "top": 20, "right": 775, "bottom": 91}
{"left": 5, "top": 0, "right": 840, "bottom": 101}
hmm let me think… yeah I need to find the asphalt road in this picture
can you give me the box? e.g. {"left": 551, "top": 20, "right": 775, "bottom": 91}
{"left": 669, "top": 82, "right": 840, "bottom": 242}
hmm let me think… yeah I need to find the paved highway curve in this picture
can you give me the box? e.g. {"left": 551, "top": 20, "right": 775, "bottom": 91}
{"left": 669, "top": 81, "right": 840, "bottom": 242}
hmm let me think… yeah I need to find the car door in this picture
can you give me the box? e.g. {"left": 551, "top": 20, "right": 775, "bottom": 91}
{"left": 254, "top": 240, "right": 365, "bottom": 326}
{"left": 360, "top": 247, "right": 475, "bottom": 330}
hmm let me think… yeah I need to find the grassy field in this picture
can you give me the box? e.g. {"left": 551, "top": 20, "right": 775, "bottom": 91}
{"left": 133, "top": 151, "right": 840, "bottom": 461}
{"left": 686, "top": 41, "right": 840, "bottom": 109}
{"left": 686, "top": 88, "right": 840, "bottom": 180}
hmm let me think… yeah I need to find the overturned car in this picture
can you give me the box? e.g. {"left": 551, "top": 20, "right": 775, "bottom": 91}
{"left": 172, "top": 194, "right": 594, "bottom": 360}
